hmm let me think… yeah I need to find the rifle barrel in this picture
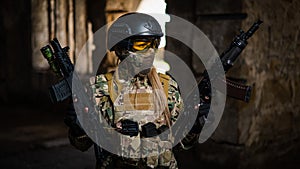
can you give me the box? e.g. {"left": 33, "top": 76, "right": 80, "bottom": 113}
{"left": 245, "top": 20, "right": 263, "bottom": 40}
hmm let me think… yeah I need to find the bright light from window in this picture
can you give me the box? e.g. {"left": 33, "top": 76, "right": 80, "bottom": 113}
{"left": 136, "top": 0, "right": 170, "bottom": 73}
{"left": 136, "top": 0, "right": 170, "bottom": 48}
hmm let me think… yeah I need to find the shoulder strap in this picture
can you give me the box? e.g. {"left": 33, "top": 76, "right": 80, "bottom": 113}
{"left": 158, "top": 73, "right": 170, "bottom": 99}
{"left": 104, "top": 72, "right": 116, "bottom": 102}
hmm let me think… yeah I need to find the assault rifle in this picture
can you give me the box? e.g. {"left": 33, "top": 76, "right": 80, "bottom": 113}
{"left": 41, "top": 38, "right": 110, "bottom": 163}
{"left": 198, "top": 20, "right": 263, "bottom": 115}
{"left": 41, "top": 38, "right": 139, "bottom": 137}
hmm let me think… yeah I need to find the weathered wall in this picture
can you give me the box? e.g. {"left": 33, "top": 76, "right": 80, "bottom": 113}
{"left": 240, "top": 0, "right": 300, "bottom": 146}
{"left": 237, "top": 0, "right": 300, "bottom": 168}
{"left": 0, "top": 0, "right": 32, "bottom": 104}
{"left": 168, "top": 0, "right": 300, "bottom": 168}
{"left": 0, "top": 0, "right": 107, "bottom": 105}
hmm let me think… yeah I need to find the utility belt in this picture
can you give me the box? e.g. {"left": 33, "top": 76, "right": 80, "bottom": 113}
{"left": 113, "top": 156, "right": 171, "bottom": 169}
{"left": 95, "top": 153, "right": 172, "bottom": 169}
{"left": 116, "top": 156, "right": 147, "bottom": 169}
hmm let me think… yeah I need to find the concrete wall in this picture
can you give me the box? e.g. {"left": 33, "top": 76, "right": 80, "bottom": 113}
{"left": 0, "top": 0, "right": 32, "bottom": 104}
{"left": 0, "top": 0, "right": 107, "bottom": 106}
{"left": 240, "top": 0, "right": 300, "bottom": 146}
{"left": 237, "top": 0, "right": 300, "bottom": 168}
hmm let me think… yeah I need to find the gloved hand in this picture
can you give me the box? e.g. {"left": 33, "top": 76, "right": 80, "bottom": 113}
{"left": 141, "top": 122, "right": 158, "bottom": 137}
{"left": 141, "top": 123, "right": 169, "bottom": 139}
{"left": 116, "top": 119, "right": 139, "bottom": 137}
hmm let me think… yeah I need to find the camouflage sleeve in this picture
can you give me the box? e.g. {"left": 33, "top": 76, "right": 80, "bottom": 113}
{"left": 167, "top": 77, "right": 183, "bottom": 124}
{"left": 96, "top": 95, "right": 114, "bottom": 125}
{"left": 168, "top": 77, "right": 200, "bottom": 151}
{"left": 91, "top": 74, "right": 115, "bottom": 125}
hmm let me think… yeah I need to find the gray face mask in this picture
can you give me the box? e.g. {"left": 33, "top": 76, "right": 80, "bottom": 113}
{"left": 117, "top": 48, "right": 156, "bottom": 79}
{"left": 127, "top": 48, "right": 156, "bottom": 68}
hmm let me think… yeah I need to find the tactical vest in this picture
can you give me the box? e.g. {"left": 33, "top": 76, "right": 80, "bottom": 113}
{"left": 102, "top": 72, "right": 177, "bottom": 168}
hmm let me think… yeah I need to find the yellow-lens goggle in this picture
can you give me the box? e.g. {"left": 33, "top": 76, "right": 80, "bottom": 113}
{"left": 131, "top": 39, "right": 159, "bottom": 51}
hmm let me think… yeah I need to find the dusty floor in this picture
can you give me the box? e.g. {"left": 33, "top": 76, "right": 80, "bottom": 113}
{"left": 0, "top": 104, "right": 299, "bottom": 169}
{"left": 0, "top": 104, "right": 93, "bottom": 169}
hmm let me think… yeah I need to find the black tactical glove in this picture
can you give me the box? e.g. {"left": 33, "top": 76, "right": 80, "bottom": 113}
{"left": 141, "top": 123, "right": 169, "bottom": 140}
{"left": 141, "top": 122, "right": 158, "bottom": 137}
{"left": 117, "top": 119, "right": 139, "bottom": 137}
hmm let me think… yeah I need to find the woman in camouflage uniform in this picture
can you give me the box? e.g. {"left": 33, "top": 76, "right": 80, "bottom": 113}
{"left": 65, "top": 13, "right": 201, "bottom": 169}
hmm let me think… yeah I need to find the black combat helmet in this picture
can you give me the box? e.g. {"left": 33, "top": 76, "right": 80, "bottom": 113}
{"left": 107, "top": 13, "right": 163, "bottom": 59}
